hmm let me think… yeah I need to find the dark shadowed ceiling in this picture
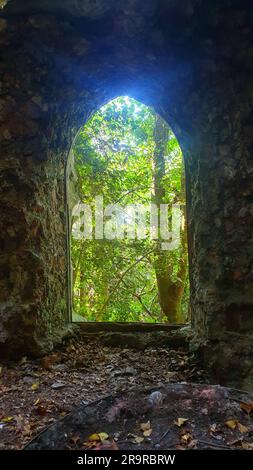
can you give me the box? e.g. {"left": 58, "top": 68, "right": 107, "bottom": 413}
{"left": 1, "top": 0, "right": 121, "bottom": 18}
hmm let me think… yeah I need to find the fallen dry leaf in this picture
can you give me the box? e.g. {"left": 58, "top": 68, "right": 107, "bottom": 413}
{"left": 41, "top": 354, "right": 59, "bottom": 370}
{"left": 237, "top": 422, "right": 248, "bottom": 433}
{"left": 225, "top": 419, "right": 237, "bottom": 430}
{"left": 0, "top": 1, "right": 8, "bottom": 10}
{"left": 143, "top": 429, "right": 152, "bottom": 437}
{"left": 210, "top": 423, "right": 218, "bottom": 433}
{"left": 36, "top": 405, "right": 48, "bottom": 416}
{"left": 241, "top": 442, "right": 253, "bottom": 450}
{"left": 134, "top": 436, "right": 145, "bottom": 444}
{"left": 181, "top": 432, "right": 192, "bottom": 443}
{"left": 174, "top": 417, "right": 188, "bottom": 427}
{"left": 31, "top": 383, "right": 39, "bottom": 391}
{"left": 140, "top": 421, "right": 151, "bottom": 432}
{"left": 88, "top": 433, "right": 100, "bottom": 442}
{"left": 82, "top": 440, "right": 98, "bottom": 449}
{"left": 240, "top": 402, "right": 253, "bottom": 414}
{"left": 88, "top": 432, "right": 109, "bottom": 442}
{"left": 98, "top": 432, "right": 109, "bottom": 441}
{"left": 66, "top": 344, "right": 76, "bottom": 353}
{"left": 1, "top": 416, "right": 13, "bottom": 423}
{"left": 23, "top": 424, "right": 32, "bottom": 436}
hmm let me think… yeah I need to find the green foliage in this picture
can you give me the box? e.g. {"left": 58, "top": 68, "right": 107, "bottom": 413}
{"left": 71, "top": 96, "right": 189, "bottom": 323}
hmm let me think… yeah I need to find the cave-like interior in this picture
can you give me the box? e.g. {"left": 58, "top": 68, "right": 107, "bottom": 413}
{"left": 1, "top": 0, "right": 253, "bottom": 393}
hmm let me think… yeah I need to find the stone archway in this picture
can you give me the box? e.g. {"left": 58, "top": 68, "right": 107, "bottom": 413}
{"left": 66, "top": 96, "right": 189, "bottom": 325}
{"left": 1, "top": 0, "right": 253, "bottom": 387}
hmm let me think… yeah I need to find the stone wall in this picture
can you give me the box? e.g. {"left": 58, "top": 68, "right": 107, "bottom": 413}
{"left": 0, "top": 0, "right": 253, "bottom": 386}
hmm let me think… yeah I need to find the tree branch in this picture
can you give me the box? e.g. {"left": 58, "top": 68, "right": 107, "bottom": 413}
{"left": 97, "top": 247, "right": 155, "bottom": 315}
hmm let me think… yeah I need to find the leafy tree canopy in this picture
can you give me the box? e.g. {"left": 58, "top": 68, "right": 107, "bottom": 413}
{"left": 71, "top": 96, "right": 189, "bottom": 323}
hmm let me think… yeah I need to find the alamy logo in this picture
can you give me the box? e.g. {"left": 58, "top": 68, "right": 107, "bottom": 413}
{"left": 72, "top": 196, "right": 184, "bottom": 251}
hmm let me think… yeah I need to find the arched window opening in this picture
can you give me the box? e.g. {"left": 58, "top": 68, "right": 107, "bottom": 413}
{"left": 67, "top": 97, "right": 189, "bottom": 324}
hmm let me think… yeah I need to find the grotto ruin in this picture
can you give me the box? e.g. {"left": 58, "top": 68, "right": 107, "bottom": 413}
{"left": 1, "top": 0, "right": 253, "bottom": 390}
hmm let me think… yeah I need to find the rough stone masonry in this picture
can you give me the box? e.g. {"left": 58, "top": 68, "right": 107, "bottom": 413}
{"left": 1, "top": 0, "right": 253, "bottom": 389}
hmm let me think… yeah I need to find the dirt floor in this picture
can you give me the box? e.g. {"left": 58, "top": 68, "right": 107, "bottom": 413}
{"left": 1, "top": 337, "right": 253, "bottom": 450}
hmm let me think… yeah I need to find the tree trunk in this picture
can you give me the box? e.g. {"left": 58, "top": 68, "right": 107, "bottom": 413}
{"left": 79, "top": 271, "right": 85, "bottom": 307}
{"left": 152, "top": 115, "right": 188, "bottom": 323}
